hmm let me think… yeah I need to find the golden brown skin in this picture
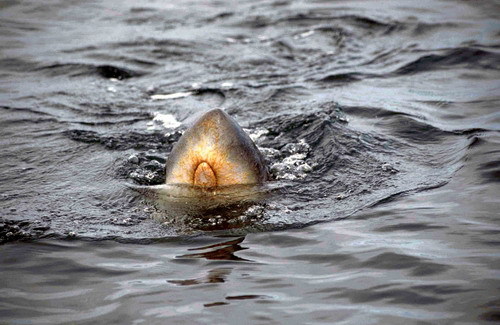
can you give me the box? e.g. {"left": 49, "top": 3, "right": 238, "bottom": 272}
{"left": 165, "top": 109, "right": 269, "bottom": 187}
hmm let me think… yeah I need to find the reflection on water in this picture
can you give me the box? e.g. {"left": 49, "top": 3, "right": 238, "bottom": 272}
{"left": 169, "top": 268, "right": 232, "bottom": 286}
{"left": 177, "top": 237, "right": 250, "bottom": 262}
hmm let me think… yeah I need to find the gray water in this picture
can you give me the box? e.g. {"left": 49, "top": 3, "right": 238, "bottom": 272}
{"left": 1, "top": 0, "right": 499, "bottom": 323}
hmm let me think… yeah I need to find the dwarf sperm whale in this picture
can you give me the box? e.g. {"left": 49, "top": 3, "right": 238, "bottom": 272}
{"left": 165, "top": 108, "right": 269, "bottom": 187}
{"left": 133, "top": 108, "right": 269, "bottom": 222}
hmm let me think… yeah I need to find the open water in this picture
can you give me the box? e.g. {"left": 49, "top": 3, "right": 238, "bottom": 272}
{"left": 1, "top": 0, "right": 499, "bottom": 323}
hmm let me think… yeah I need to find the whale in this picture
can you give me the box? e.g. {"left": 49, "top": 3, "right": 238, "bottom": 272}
{"left": 133, "top": 109, "right": 270, "bottom": 222}
{"left": 165, "top": 108, "right": 269, "bottom": 188}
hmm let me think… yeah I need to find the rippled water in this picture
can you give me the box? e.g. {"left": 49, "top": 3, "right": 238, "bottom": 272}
{"left": 1, "top": 0, "right": 499, "bottom": 323}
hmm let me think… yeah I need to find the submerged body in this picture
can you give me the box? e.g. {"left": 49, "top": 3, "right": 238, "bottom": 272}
{"left": 165, "top": 108, "right": 269, "bottom": 188}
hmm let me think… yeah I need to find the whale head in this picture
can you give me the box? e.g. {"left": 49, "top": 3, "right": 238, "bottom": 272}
{"left": 165, "top": 109, "right": 269, "bottom": 188}
{"left": 131, "top": 108, "right": 270, "bottom": 226}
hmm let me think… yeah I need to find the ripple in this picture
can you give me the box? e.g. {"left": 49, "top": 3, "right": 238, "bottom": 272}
{"left": 359, "top": 252, "right": 450, "bottom": 276}
{"left": 1, "top": 0, "right": 498, "bottom": 324}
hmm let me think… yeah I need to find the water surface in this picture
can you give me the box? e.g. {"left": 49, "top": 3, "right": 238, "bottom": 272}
{"left": 1, "top": 0, "right": 499, "bottom": 323}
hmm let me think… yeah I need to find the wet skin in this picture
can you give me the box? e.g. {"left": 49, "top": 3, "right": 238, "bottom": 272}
{"left": 165, "top": 109, "right": 269, "bottom": 188}
{"left": 133, "top": 109, "right": 270, "bottom": 221}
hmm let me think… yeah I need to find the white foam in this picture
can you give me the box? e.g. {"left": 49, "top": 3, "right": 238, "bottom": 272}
{"left": 153, "top": 113, "right": 182, "bottom": 129}
{"left": 269, "top": 139, "right": 313, "bottom": 180}
{"left": 150, "top": 92, "right": 192, "bottom": 100}
{"left": 300, "top": 30, "right": 314, "bottom": 38}
{"left": 283, "top": 153, "right": 307, "bottom": 165}
{"left": 249, "top": 128, "right": 269, "bottom": 142}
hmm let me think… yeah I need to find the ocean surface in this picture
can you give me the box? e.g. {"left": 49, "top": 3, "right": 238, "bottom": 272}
{"left": 1, "top": 0, "right": 499, "bottom": 323}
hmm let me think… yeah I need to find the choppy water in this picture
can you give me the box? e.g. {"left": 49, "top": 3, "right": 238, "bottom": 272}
{"left": 1, "top": 0, "right": 499, "bottom": 323}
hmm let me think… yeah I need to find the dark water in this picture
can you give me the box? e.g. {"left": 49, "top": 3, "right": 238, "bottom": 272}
{"left": 1, "top": 0, "right": 499, "bottom": 323}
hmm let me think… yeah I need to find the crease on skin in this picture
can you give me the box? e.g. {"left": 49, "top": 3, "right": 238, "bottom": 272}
{"left": 193, "top": 161, "right": 217, "bottom": 187}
